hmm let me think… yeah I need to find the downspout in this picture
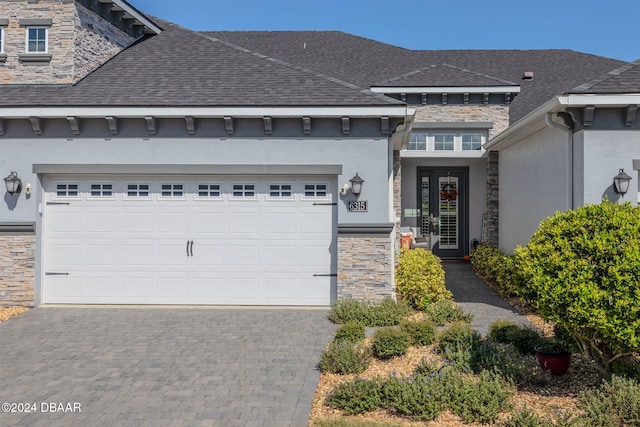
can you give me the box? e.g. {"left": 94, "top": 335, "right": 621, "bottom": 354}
{"left": 545, "top": 112, "right": 574, "bottom": 210}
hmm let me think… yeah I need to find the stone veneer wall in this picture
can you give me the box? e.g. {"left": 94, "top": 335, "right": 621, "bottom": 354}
{"left": 0, "top": 234, "right": 35, "bottom": 307}
{"left": 414, "top": 104, "right": 510, "bottom": 139}
{"left": 486, "top": 151, "right": 499, "bottom": 246}
{"left": 337, "top": 235, "right": 394, "bottom": 301}
{"left": 0, "top": 0, "right": 134, "bottom": 84}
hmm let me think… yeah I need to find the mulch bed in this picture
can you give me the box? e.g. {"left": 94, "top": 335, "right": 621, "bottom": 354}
{"left": 0, "top": 307, "right": 29, "bottom": 323}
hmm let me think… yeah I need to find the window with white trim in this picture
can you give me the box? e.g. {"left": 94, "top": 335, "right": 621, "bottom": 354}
{"left": 462, "top": 134, "right": 483, "bottom": 150}
{"left": 160, "top": 184, "right": 184, "bottom": 197}
{"left": 0, "top": 28, "right": 4, "bottom": 54}
{"left": 304, "top": 184, "right": 328, "bottom": 198}
{"left": 89, "top": 183, "right": 113, "bottom": 198}
{"left": 269, "top": 184, "right": 293, "bottom": 198}
{"left": 232, "top": 184, "right": 255, "bottom": 198}
{"left": 26, "top": 27, "right": 47, "bottom": 53}
{"left": 126, "top": 183, "right": 150, "bottom": 198}
{"left": 434, "top": 134, "right": 454, "bottom": 151}
{"left": 55, "top": 183, "right": 79, "bottom": 198}
{"left": 197, "top": 184, "right": 221, "bottom": 198}
{"left": 409, "top": 132, "right": 427, "bottom": 150}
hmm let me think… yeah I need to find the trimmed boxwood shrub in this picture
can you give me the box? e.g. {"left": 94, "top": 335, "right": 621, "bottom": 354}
{"left": 319, "top": 341, "right": 371, "bottom": 374}
{"left": 488, "top": 320, "right": 542, "bottom": 355}
{"left": 470, "top": 245, "right": 521, "bottom": 297}
{"left": 372, "top": 327, "right": 410, "bottom": 360}
{"left": 400, "top": 319, "right": 436, "bottom": 346}
{"left": 515, "top": 201, "right": 640, "bottom": 373}
{"left": 395, "top": 248, "right": 451, "bottom": 311}
{"left": 334, "top": 322, "right": 366, "bottom": 343}
{"left": 328, "top": 297, "right": 413, "bottom": 326}
{"left": 423, "top": 299, "right": 473, "bottom": 326}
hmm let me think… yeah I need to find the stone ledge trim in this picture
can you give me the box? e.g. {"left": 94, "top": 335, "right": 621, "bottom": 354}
{"left": 413, "top": 121, "right": 494, "bottom": 129}
{"left": 0, "top": 19, "right": 8, "bottom": 26}
{"left": 19, "top": 54, "right": 53, "bottom": 64}
{"left": 0, "top": 222, "right": 36, "bottom": 235}
{"left": 19, "top": 18, "right": 52, "bottom": 27}
{"left": 338, "top": 223, "right": 394, "bottom": 234}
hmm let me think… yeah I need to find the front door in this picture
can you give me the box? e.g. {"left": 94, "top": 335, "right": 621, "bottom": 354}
{"left": 418, "top": 168, "right": 468, "bottom": 259}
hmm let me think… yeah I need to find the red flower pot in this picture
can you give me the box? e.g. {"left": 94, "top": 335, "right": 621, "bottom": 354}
{"left": 535, "top": 347, "right": 571, "bottom": 376}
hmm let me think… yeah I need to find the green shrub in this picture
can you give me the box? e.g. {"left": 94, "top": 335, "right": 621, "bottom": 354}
{"left": 471, "top": 245, "right": 521, "bottom": 297}
{"left": 578, "top": 375, "right": 640, "bottom": 426}
{"left": 488, "top": 320, "right": 542, "bottom": 355}
{"left": 328, "top": 297, "right": 413, "bottom": 327}
{"left": 371, "top": 327, "right": 410, "bottom": 360}
{"left": 314, "top": 419, "right": 407, "bottom": 427}
{"left": 325, "top": 377, "right": 381, "bottom": 415}
{"left": 448, "top": 370, "right": 514, "bottom": 424}
{"left": 515, "top": 201, "right": 640, "bottom": 373}
{"left": 400, "top": 319, "right": 436, "bottom": 346}
{"left": 413, "top": 357, "right": 440, "bottom": 376}
{"left": 382, "top": 372, "right": 452, "bottom": 421}
{"left": 470, "top": 338, "right": 537, "bottom": 383}
{"left": 610, "top": 355, "right": 640, "bottom": 381}
{"left": 423, "top": 299, "right": 474, "bottom": 326}
{"left": 319, "top": 341, "right": 371, "bottom": 374}
{"left": 395, "top": 248, "right": 451, "bottom": 310}
{"left": 438, "top": 321, "right": 475, "bottom": 353}
{"left": 334, "top": 322, "right": 366, "bottom": 343}
{"left": 504, "top": 407, "right": 555, "bottom": 427}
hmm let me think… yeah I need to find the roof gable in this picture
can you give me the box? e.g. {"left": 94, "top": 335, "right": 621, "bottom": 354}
{"left": 374, "top": 63, "right": 516, "bottom": 87}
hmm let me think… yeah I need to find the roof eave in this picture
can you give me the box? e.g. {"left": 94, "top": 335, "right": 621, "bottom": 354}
{"left": 370, "top": 86, "right": 521, "bottom": 94}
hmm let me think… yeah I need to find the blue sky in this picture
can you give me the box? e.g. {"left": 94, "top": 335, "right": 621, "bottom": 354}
{"left": 131, "top": 0, "right": 640, "bottom": 62}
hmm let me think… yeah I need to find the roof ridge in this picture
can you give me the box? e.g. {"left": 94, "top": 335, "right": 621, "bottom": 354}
{"left": 376, "top": 63, "right": 516, "bottom": 86}
{"left": 195, "top": 32, "right": 402, "bottom": 105}
{"left": 570, "top": 60, "right": 640, "bottom": 92}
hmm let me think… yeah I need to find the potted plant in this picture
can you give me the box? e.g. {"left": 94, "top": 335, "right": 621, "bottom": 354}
{"left": 534, "top": 337, "right": 571, "bottom": 376}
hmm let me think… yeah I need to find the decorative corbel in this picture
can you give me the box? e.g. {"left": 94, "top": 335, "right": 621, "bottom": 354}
{"left": 421, "top": 93, "right": 427, "bottom": 105}
{"left": 223, "top": 116, "right": 234, "bottom": 135}
{"left": 29, "top": 117, "right": 42, "bottom": 135}
{"left": 483, "top": 93, "right": 490, "bottom": 104}
{"left": 145, "top": 116, "right": 157, "bottom": 135}
{"left": 442, "top": 93, "right": 448, "bottom": 105}
{"left": 0, "top": 118, "right": 4, "bottom": 136}
{"left": 381, "top": 116, "right": 389, "bottom": 135}
{"left": 400, "top": 93, "right": 406, "bottom": 102}
{"left": 185, "top": 116, "right": 196, "bottom": 135}
{"left": 341, "top": 117, "right": 350, "bottom": 135}
{"left": 583, "top": 105, "right": 595, "bottom": 127}
{"left": 105, "top": 116, "right": 118, "bottom": 135}
{"left": 263, "top": 116, "right": 272, "bottom": 135}
{"left": 66, "top": 116, "right": 80, "bottom": 135}
{"left": 463, "top": 93, "right": 470, "bottom": 105}
{"left": 624, "top": 105, "right": 638, "bottom": 127}
{"left": 302, "top": 117, "right": 311, "bottom": 135}
{"left": 504, "top": 93, "right": 512, "bottom": 104}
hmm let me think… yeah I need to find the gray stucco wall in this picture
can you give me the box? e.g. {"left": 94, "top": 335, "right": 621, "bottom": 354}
{"left": 498, "top": 124, "right": 570, "bottom": 253}
{"left": 1, "top": 136, "right": 393, "bottom": 226}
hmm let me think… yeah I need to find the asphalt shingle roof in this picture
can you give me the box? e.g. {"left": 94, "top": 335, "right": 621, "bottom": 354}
{"left": 374, "top": 63, "right": 517, "bottom": 87}
{"left": 570, "top": 59, "right": 640, "bottom": 93}
{"left": 0, "top": 23, "right": 402, "bottom": 108}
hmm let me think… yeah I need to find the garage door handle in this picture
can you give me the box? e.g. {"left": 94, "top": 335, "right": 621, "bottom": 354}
{"left": 189, "top": 240, "right": 194, "bottom": 257}
{"left": 186, "top": 240, "right": 190, "bottom": 257}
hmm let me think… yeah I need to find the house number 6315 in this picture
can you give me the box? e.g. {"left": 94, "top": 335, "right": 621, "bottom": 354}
{"left": 347, "top": 200, "right": 368, "bottom": 212}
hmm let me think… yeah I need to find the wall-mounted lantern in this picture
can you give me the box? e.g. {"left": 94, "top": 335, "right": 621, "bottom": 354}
{"left": 3, "top": 171, "right": 22, "bottom": 195}
{"left": 341, "top": 173, "right": 365, "bottom": 197}
{"left": 613, "top": 168, "right": 632, "bottom": 197}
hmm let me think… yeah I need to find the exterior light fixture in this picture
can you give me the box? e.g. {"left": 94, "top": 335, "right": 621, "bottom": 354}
{"left": 349, "top": 173, "right": 364, "bottom": 197}
{"left": 613, "top": 168, "right": 632, "bottom": 197}
{"left": 3, "top": 171, "right": 22, "bottom": 195}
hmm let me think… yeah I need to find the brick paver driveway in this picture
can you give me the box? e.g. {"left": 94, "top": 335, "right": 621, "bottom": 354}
{"left": 0, "top": 307, "right": 336, "bottom": 427}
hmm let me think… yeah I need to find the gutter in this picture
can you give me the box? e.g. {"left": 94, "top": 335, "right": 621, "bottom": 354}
{"left": 389, "top": 108, "right": 416, "bottom": 151}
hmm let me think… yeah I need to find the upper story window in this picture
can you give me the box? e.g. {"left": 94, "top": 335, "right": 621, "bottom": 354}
{"left": 26, "top": 27, "right": 48, "bottom": 53}
{"left": 407, "top": 131, "right": 486, "bottom": 152}
{"left": 0, "top": 28, "right": 4, "bottom": 54}
{"left": 434, "top": 134, "right": 454, "bottom": 151}
{"left": 462, "top": 134, "right": 483, "bottom": 150}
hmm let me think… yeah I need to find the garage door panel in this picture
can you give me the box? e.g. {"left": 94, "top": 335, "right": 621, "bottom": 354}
{"left": 122, "top": 245, "right": 154, "bottom": 266}
{"left": 51, "top": 213, "right": 83, "bottom": 233}
{"left": 86, "top": 245, "right": 117, "bottom": 266}
{"left": 44, "top": 175, "right": 336, "bottom": 306}
{"left": 122, "top": 213, "right": 154, "bottom": 232}
{"left": 86, "top": 213, "right": 117, "bottom": 233}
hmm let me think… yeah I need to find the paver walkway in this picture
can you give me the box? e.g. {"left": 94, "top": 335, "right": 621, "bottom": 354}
{"left": 443, "top": 262, "right": 532, "bottom": 336}
{"left": 0, "top": 307, "right": 336, "bottom": 427}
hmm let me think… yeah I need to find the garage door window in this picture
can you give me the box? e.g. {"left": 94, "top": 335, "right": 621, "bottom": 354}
{"left": 126, "top": 183, "right": 150, "bottom": 198}
{"left": 268, "top": 184, "right": 293, "bottom": 199}
{"left": 89, "top": 183, "right": 114, "bottom": 198}
{"left": 303, "top": 183, "right": 328, "bottom": 198}
{"left": 55, "top": 183, "right": 79, "bottom": 198}
{"left": 232, "top": 184, "right": 256, "bottom": 198}
{"left": 160, "top": 184, "right": 184, "bottom": 198}
{"left": 197, "top": 184, "right": 221, "bottom": 199}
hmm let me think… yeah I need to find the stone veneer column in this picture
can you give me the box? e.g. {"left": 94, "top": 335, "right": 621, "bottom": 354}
{"left": 337, "top": 230, "right": 394, "bottom": 301}
{"left": 393, "top": 150, "right": 402, "bottom": 258}
{"left": 0, "top": 232, "right": 36, "bottom": 307}
{"left": 486, "top": 151, "right": 499, "bottom": 247}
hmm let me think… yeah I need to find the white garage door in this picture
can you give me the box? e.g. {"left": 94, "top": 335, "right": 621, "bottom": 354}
{"left": 42, "top": 175, "right": 336, "bottom": 305}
